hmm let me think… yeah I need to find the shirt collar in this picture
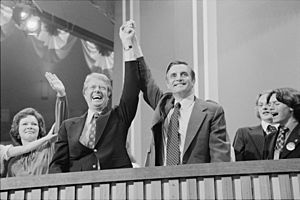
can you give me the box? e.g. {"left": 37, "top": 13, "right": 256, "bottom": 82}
{"left": 261, "top": 120, "right": 279, "bottom": 133}
{"left": 174, "top": 94, "right": 195, "bottom": 110}
{"left": 87, "top": 109, "right": 101, "bottom": 123}
{"left": 284, "top": 119, "right": 299, "bottom": 133}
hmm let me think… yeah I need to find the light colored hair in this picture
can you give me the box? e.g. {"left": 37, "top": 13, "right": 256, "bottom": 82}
{"left": 82, "top": 73, "right": 112, "bottom": 98}
{"left": 255, "top": 90, "right": 272, "bottom": 119}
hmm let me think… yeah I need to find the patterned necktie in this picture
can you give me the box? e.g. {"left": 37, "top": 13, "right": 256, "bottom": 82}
{"left": 274, "top": 126, "right": 289, "bottom": 152}
{"left": 166, "top": 102, "right": 181, "bottom": 165}
{"left": 267, "top": 125, "right": 277, "bottom": 135}
{"left": 87, "top": 112, "right": 100, "bottom": 149}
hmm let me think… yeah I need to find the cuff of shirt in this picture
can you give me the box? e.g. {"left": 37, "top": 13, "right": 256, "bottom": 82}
{"left": 123, "top": 48, "right": 136, "bottom": 61}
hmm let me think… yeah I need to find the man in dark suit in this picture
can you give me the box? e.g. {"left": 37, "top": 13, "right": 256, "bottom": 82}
{"left": 121, "top": 21, "right": 231, "bottom": 166}
{"left": 233, "top": 90, "right": 279, "bottom": 161}
{"left": 49, "top": 27, "right": 140, "bottom": 172}
{"left": 266, "top": 87, "right": 300, "bottom": 160}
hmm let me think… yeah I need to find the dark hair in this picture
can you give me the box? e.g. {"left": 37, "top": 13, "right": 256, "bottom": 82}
{"left": 9, "top": 108, "right": 46, "bottom": 146}
{"left": 267, "top": 87, "right": 300, "bottom": 122}
{"left": 166, "top": 61, "right": 195, "bottom": 81}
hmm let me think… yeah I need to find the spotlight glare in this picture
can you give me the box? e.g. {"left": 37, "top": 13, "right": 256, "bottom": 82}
{"left": 25, "top": 16, "right": 41, "bottom": 33}
{"left": 20, "top": 11, "right": 30, "bottom": 20}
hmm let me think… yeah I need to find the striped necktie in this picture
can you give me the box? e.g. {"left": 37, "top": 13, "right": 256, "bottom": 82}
{"left": 166, "top": 102, "right": 181, "bottom": 165}
{"left": 275, "top": 126, "right": 289, "bottom": 152}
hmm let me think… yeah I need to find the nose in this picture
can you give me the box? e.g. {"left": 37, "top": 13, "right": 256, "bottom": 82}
{"left": 93, "top": 86, "right": 101, "bottom": 92}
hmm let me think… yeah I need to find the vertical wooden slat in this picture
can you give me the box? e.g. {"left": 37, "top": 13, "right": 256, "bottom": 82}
{"left": 215, "top": 178, "right": 222, "bottom": 199}
{"left": 93, "top": 183, "right": 101, "bottom": 200}
{"left": 128, "top": 181, "right": 144, "bottom": 200}
{"left": 98, "top": 183, "right": 110, "bottom": 200}
{"left": 222, "top": 177, "right": 233, "bottom": 199}
{"left": 28, "top": 189, "right": 41, "bottom": 200}
{"left": 0, "top": 191, "right": 8, "bottom": 200}
{"left": 204, "top": 177, "right": 215, "bottom": 199}
{"left": 168, "top": 179, "right": 180, "bottom": 199}
{"left": 145, "top": 180, "right": 151, "bottom": 200}
{"left": 11, "top": 190, "right": 24, "bottom": 200}
{"left": 162, "top": 179, "right": 169, "bottom": 199}
{"left": 291, "top": 174, "right": 300, "bottom": 199}
{"left": 278, "top": 174, "right": 293, "bottom": 200}
{"left": 180, "top": 178, "right": 188, "bottom": 200}
{"left": 47, "top": 187, "right": 58, "bottom": 200}
{"left": 198, "top": 178, "right": 205, "bottom": 200}
{"left": 240, "top": 176, "right": 253, "bottom": 199}
{"left": 64, "top": 186, "right": 75, "bottom": 199}
{"left": 252, "top": 176, "right": 260, "bottom": 199}
{"left": 233, "top": 177, "right": 242, "bottom": 199}
{"left": 77, "top": 184, "right": 92, "bottom": 200}
{"left": 151, "top": 180, "right": 162, "bottom": 200}
{"left": 271, "top": 175, "right": 280, "bottom": 199}
{"left": 186, "top": 178, "right": 197, "bottom": 200}
{"left": 115, "top": 182, "right": 126, "bottom": 200}
{"left": 259, "top": 175, "right": 272, "bottom": 199}
{"left": 111, "top": 183, "right": 117, "bottom": 200}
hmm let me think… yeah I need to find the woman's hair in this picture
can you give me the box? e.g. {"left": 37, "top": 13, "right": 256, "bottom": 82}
{"left": 267, "top": 87, "right": 300, "bottom": 122}
{"left": 9, "top": 108, "right": 46, "bottom": 146}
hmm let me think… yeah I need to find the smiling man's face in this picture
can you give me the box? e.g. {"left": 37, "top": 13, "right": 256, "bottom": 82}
{"left": 256, "top": 93, "right": 273, "bottom": 122}
{"left": 166, "top": 64, "right": 195, "bottom": 98}
{"left": 269, "top": 94, "right": 293, "bottom": 125}
{"left": 83, "top": 77, "right": 110, "bottom": 112}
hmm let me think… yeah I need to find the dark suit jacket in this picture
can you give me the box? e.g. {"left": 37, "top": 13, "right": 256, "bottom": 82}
{"left": 266, "top": 124, "right": 300, "bottom": 159}
{"left": 137, "top": 57, "right": 231, "bottom": 166}
{"left": 49, "top": 60, "right": 140, "bottom": 173}
{"left": 233, "top": 125, "right": 276, "bottom": 161}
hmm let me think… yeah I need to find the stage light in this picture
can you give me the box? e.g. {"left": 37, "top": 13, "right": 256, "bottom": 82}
{"left": 12, "top": 4, "right": 41, "bottom": 35}
{"left": 20, "top": 10, "right": 30, "bottom": 20}
{"left": 12, "top": 5, "right": 32, "bottom": 25}
{"left": 25, "top": 15, "right": 41, "bottom": 34}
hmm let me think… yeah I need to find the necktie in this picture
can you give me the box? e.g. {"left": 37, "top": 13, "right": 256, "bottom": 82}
{"left": 267, "top": 125, "right": 277, "bottom": 135}
{"left": 274, "top": 126, "right": 289, "bottom": 152}
{"left": 166, "top": 102, "right": 181, "bottom": 165}
{"left": 87, "top": 112, "right": 100, "bottom": 149}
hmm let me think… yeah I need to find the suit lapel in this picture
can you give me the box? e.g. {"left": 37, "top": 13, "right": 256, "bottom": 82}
{"left": 69, "top": 113, "right": 87, "bottom": 144}
{"left": 94, "top": 110, "right": 112, "bottom": 145}
{"left": 280, "top": 124, "right": 300, "bottom": 158}
{"left": 248, "top": 126, "right": 265, "bottom": 158}
{"left": 182, "top": 99, "right": 207, "bottom": 156}
{"left": 152, "top": 95, "right": 174, "bottom": 127}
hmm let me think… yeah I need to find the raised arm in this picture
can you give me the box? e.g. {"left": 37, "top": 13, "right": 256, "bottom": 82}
{"left": 7, "top": 125, "right": 57, "bottom": 158}
{"left": 120, "top": 20, "right": 164, "bottom": 110}
{"left": 117, "top": 23, "right": 140, "bottom": 124}
{"left": 45, "top": 72, "right": 68, "bottom": 132}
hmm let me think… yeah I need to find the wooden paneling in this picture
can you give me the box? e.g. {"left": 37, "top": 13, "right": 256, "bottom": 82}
{"left": 0, "top": 159, "right": 300, "bottom": 200}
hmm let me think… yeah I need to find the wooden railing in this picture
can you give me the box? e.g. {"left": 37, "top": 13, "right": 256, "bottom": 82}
{"left": 1, "top": 159, "right": 300, "bottom": 200}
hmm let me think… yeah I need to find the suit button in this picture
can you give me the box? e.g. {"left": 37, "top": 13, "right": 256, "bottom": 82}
{"left": 93, "top": 149, "right": 97, "bottom": 152}
{"left": 92, "top": 164, "right": 96, "bottom": 168}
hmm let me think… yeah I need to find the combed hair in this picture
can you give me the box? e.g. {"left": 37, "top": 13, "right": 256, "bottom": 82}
{"left": 166, "top": 61, "right": 195, "bottom": 81}
{"left": 82, "top": 73, "right": 112, "bottom": 98}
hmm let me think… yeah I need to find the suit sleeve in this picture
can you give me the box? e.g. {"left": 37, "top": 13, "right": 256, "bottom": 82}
{"left": 233, "top": 128, "right": 245, "bottom": 161}
{"left": 209, "top": 105, "right": 231, "bottom": 162}
{"left": 118, "top": 60, "right": 140, "bottom": 124}
{"left": 137, "top": 57, "right": 164, "bottom": 110}
{"left": 49, "top": 121, "right": 70, "bottom": 173}
{"left": 54, "top": 96, "right": 68, "bottom": 133}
